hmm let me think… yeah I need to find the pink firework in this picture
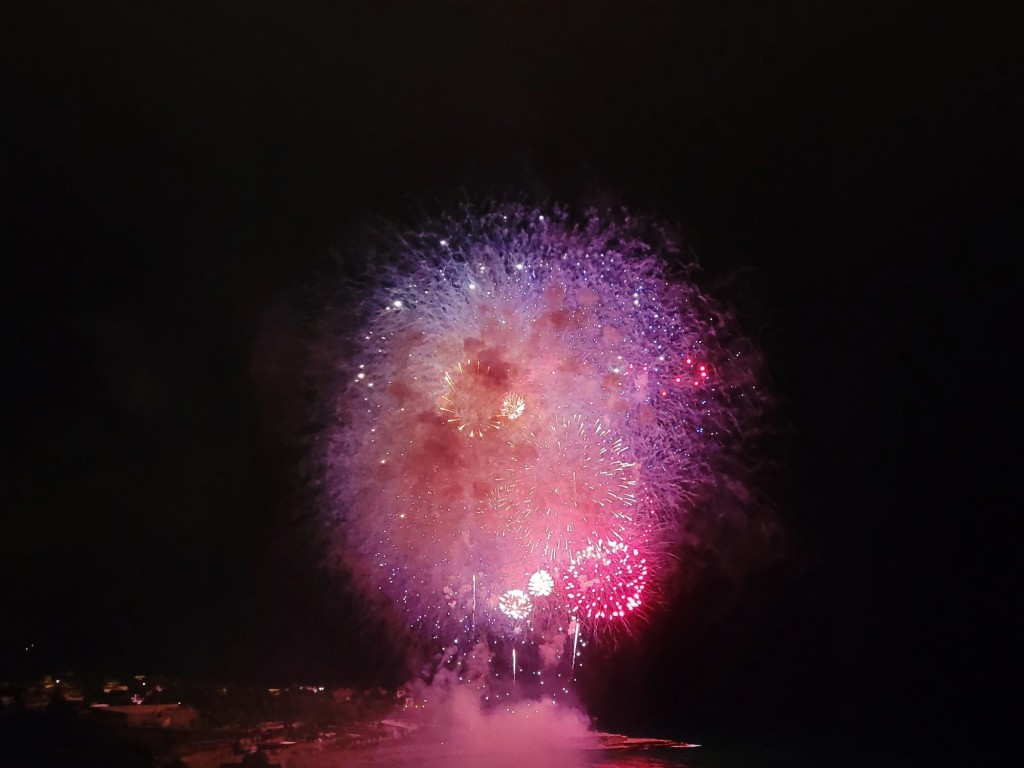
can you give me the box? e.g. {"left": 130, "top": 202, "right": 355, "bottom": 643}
{"left": 316, "top": 202, "right": 766, "bottom": 651}
{"left": 483, "top": 414, "right": 640, "bottom": 566}
{"left": 564, "top": 540, "right": 649, "bottom": 623}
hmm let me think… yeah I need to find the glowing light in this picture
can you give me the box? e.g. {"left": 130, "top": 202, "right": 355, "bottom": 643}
{"left": 527, "top": 570, "right": 555, "bottom": 597}
{"left": 564, "top": 540, "right": 648, "bottom": 622}
{"left": 319, "top": 202, "right": 767, "bottom": 661}
{"left": 485, "top": 415, "right": 639, "bottom": 565}
{"left": 438, "top": 359, "right": 505, "bottom": 438}
{"left": 499, "top": 391, "right": 526, "bottom": 421}
{"left": 499, "top": 589, "right": 533, "bottom": 620}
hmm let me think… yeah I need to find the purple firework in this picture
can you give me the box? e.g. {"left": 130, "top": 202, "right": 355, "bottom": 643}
{"left": 317, "top": 202, "right": 766, "bottom": 659}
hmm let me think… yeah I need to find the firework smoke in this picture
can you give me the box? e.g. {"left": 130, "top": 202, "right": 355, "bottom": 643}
{"left": 314, "top": 201, "right": 766, "bottom": 681}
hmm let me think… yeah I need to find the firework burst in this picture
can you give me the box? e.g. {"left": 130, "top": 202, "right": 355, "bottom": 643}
{"left": 491, "top": 415, "right": 641, "bottom": 564}
{"left": 528, "top": 570, "right": 555, "bottom": 597}
{"left": 317, "top": 201, "right": 766, "bottom": 668}
{"left": 438, "top": 359, "right": 507, "bottom": 438}
{"left": 564, "top": 540, "right": 649, "bottom": 621}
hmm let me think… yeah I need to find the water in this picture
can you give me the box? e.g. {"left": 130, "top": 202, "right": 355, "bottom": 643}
{"left": 282, "top": 738, "right": 833, "bottom": 768}
{"left": 588, "top": 751, "right": 701, "bottom": 767}
{"left": 286, "top": 745, "right": 700, "bottom": 768}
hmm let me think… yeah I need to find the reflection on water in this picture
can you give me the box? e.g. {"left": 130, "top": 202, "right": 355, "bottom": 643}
{"left": 591, "top": 751, "right": 697, "bottom": 767}
{"left": 285, "top": 740, "right": 832, "bottom": 768}
{"left": 287, "top": 744, "right": 699, "bottom": 768}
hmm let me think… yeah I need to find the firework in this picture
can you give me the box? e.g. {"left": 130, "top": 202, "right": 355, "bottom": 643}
{"left": 487, "top": 414, "right": 641, "bottom": 566}
{"left": 319, "top": 202, "right": 765, "bottom": 662}
{"left": 528, "top": 570, "right": 555, "bottom": 598}
{"left": 498, "top": 589, "right": 533, "bottom": 620}
{"left": 563, "top": 540, "right": 649, "bottom": 621}
{"left": 438, "top": 359, "right": 507, "bottom": 438}
{"left": 499, "top": 391, "right": 527, "bottom": 421}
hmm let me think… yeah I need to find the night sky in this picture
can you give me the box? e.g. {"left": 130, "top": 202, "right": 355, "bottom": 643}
{"left": 3, "top": 1, "right": 1019, "bottom": 761}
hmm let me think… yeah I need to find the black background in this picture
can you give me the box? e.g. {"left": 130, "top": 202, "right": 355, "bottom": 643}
{"left": 3, "top": 1, "right": 1019, "bottom": 762}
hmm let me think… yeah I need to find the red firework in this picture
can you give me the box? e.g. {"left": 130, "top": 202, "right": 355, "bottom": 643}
{"left": 563, "top": 540, "right": 649, "bottom": 623}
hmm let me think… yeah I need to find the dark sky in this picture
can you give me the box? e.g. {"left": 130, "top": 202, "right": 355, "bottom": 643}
{"left": 2, "top": 0, "right": 1019, "bottom": 759}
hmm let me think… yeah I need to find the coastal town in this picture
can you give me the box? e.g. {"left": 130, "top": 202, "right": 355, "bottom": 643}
{"left": 1, "top": 672, "right": 420, "bottom": 766}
